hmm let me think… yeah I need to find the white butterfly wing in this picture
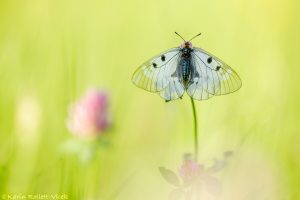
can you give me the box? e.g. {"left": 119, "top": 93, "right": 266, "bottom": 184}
{"left": 187, "top": 48, "right": 242, "bottom": 100}
{"left": 132, "top": 48, "right": 185, "bottom": 101}
{"left": 158, "top": 69, "right": 185, "bottom": 101}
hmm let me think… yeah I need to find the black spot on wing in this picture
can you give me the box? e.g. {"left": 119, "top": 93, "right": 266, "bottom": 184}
{"left": 161, "top": 55, "right": 166, "bottom": 61}
{"left": 207, "top": 57, "right": 212, "bottom": 64}
{"left": 216, "top": 66, "right": 221, "bottom": 71}
{"left": 152, "top": 62, "right": 157, "bottom": 68}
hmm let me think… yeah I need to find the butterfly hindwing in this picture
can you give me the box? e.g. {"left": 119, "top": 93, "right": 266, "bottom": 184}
{"left": 132, "top": 48, "right": 185, "bottom": 101}
{"left": 187, "top": 48, "right": 242, "bottom": 100}
{"left": 159, "top": 67, "right": 185, "bottom": 101}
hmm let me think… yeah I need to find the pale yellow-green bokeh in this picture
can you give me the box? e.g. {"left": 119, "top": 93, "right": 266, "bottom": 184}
{"left": 0, "top": 0, "right": 299, "bottom": 199}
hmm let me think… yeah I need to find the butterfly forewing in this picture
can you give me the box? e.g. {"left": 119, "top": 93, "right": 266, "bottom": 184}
{"left": 132, "top": 48, "right": 182, "bottom": 93}
{"left": 187, "top": 48, "right": 242, "bottom": 100}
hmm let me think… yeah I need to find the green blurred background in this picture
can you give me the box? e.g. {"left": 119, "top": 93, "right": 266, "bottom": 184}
{"left": 0, "top": 0, "right": 300, "bottom": 199}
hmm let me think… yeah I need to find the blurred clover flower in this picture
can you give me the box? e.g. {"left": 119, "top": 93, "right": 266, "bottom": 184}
{"left": 178, "top": 155, "right": 204, "bottom": 185}
{"left": 159, "top": 152, "right": 232, "bottom": 200}
{"left": 67, "top": 89, "right": 110, "bottom": 138}
{"left": 62, "top": 89, "right": 111, "bottom": 163}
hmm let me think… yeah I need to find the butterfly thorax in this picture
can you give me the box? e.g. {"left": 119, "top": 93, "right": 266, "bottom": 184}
{"left": 181, "top": 47, "right": 192, "bottom": 58}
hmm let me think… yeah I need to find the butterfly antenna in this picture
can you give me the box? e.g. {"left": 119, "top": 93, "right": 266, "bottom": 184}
{"left": 175, "top": 32, "right": 186, "bottom": 42}
{"left": 188, "top": 33, "right": 202, "bottom": 42}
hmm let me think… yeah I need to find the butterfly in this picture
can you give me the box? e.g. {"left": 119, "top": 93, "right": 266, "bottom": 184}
{"left": 132, "top": 32, "right": 242, "bottom": 102}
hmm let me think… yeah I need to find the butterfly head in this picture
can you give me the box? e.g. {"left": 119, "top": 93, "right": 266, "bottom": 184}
{"left": 179, "top": 41, "right": 193, "bottom": 49}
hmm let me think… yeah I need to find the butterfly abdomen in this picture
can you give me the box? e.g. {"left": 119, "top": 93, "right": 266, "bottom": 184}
{"left": 180, "top": 58, "right": 191, "bottom": 88}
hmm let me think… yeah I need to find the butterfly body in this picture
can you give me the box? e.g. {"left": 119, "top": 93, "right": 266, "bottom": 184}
{"left": 179, "top": 42, "right": 195, "bottom": 89}
{"left": 132, "top": 37, "right": 241, "bottom": 101}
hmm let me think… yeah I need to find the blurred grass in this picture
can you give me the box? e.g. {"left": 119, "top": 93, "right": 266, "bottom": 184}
{"left": 0, "top": 0, "right": 300, "bottom": 199}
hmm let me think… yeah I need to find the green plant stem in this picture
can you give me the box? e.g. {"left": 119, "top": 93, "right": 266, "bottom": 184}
{"left": 190, "top": 98, "right": 198, "bottom": 161}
